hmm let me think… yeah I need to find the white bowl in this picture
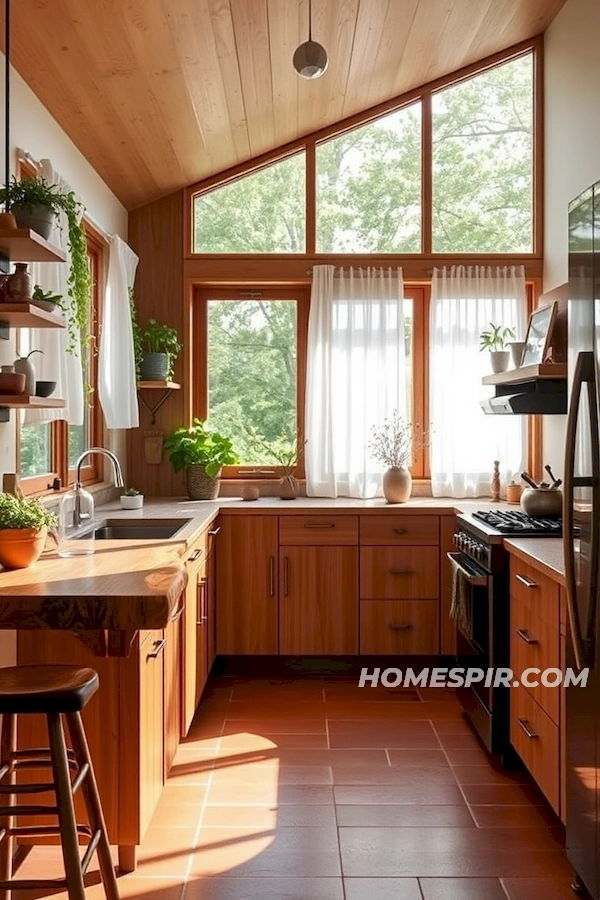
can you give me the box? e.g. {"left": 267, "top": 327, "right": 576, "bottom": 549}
{"left": 120, "top": 495, "right": 144, "bottom": 509}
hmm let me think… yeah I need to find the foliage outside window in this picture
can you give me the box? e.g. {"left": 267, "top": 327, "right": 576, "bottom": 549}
{"left": 316, "top": 102, "right": 422, "bottom": 253}
{"left": 193, "top": 153, "right": 306, "bottom": 253}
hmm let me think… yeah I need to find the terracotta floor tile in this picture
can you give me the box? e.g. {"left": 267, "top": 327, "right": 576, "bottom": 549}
{"left": 417, "top": 687, "right": 459, "bottom": 700}
{"left": 210, "top": 762, "right": 333, "bottom": 785}
{"left": 442, "top": 746, "right": 492, "bottom": 766}
{"left": 469, "top": 804, "right": 559, "bottom": 829}
{"left": 228, "top": 701, "right": 327, "bottom": 717}
{"left": 232, "top": 682, "right": 326, "bottom": 700}
{"left": 336, "top": 805, "right": 474, "bottom": 827}
{"left": 208, "top": 782, "right": 335, "bottom": 805}
{"left": 325, "top": 702, "right": 462, "bottom": 719}
{"left": 166, "top": 759, "right": 213, "bottom": 785}
{"left": 431, "top": 719, "right": 473, "bottom": 734}
{"left": 202, "top": 804, "right": 337, "bottom": 828}
{"left": 461, "top": 783, "right": 547, "bottom": 806}
{"left": 331, "top": 766, "right": 457, "bottom": 785}
{"left": 185, "top": 876, "right": 344, "bottom": 899}
{"left": 273, "top": 748, "right": 391, "bottom": 767}
{"left": 388, "top": 748, "right": 450, "bottom": 767}
{"left": 109, "top": 877, "right": 185, "bottom": 899}
{"left": 323, "top": 688, "right": 421, "bottom": 702}
{"left": 217, "top": 731, "right": 329, "bottom": 750}
{"left": 419, "top": 877, "right": 508, "bottom": 899}
{"left": 222, "top": 718, "right": 327, "bottom": 734}
{"left": 328, "top": 722, "right": 441, "bottom": 749}
{"left": 172, "top": 742, "right": 219, "bottom": 765}
{"left": 344, "top": 878, "right": 423, "bottom": 900}
{"left": 135, "top": 828, "right": 195, "bottom": 877}
{"left": 451, "top": 765, "right": 531, "bottom": 785}
{"left": 334, "top": 784, "right": 465, "bottom": 805}
{"left": 501, "top": 877, "right": 578, "bottom": 900}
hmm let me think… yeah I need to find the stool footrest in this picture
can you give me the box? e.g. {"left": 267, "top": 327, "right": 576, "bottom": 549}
{"left": 8, "top": 823, "right": 93, "bottom": 839}
{"left": 0, "top": 876, "right": 70, "bottom": 890}
{"left": 80, "top": 828, "right": 102, "bottom": 875}
{"left": 0, "top": 780, "right": 56, "bottom": 794}
{"left": 0, "top": 804, "right": 58, "bottom": 816}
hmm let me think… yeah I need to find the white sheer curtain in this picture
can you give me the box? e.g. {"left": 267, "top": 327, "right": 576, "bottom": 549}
{"left": 23, "top": 159, "right": 84, "bottom": 426}
{"left": 429, "top": 265, "right": 528, "bottom": 498}
{"left": 98, "top": 235, "right": 139, "bottom": 429}
{"left": 306, "top": 265, "right": 408, "bottom": 498}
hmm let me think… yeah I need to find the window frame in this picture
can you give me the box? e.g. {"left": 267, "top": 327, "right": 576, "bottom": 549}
{"left": 192, "top": 283, "right": 428, "bottom": 481}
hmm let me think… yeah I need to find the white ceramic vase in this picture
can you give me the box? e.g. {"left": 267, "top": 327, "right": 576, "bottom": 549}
{"left": 382, "top": 467, "right": 412, "bottom": 503}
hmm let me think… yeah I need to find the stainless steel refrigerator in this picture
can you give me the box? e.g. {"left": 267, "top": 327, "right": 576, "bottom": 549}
{"left": 565, "top": 181, "right": 600, "bottom": 898}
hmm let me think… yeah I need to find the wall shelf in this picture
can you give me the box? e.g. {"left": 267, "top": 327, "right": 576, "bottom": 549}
{"left": 0, "top": 229, "right": 66, "bottom": 264}
{"left": 0, "top": 303, "right": 66, "bottom": 340}
{"left": 482, "top": 363, "right": 568, "bottom": 386}
{"left": 137, "top": 381, "right": 180, "bottom": 424}
{"left": 0, "top": 395, "right": 65, "bottom": 423}
{"left": 481, "top": 364, "right": 567, "bottom": 415}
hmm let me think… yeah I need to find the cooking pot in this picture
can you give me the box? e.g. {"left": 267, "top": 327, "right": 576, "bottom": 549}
{"left": 520, "top": 486, "right": 562, "bottom": 517}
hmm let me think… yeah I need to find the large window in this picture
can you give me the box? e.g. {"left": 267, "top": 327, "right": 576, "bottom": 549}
{"left": 432, "top": 54, "right": 534, "bottom": 253}
{"left": 193, "top": 152, "right": 306, "bottom": 253}
{"left": 316, "top": 102, "right": 421, "bottom": 253}
{"left": 18, "top": 225, "right": 105, "bottom": 494}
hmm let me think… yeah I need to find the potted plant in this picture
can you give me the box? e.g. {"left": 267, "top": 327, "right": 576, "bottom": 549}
{"left": 249, "top": 431, "right": 306, "bottom": 500}
{"left": 368, "top": 410, "right": 428, "bottom": 503}
{"left": 479, "top": 323, "right": 516, "bottom": 374}
{"left": 0, "top": 176, "right": 91, "bottom": 354}
{"left": 133, "top": 317, "right": 181, "bottom": 382}
{"left": 32, "top": 284, "right": 64, "bottom": 313}
{"left": 120, "top": 487, "right": 144, "bottom": 510}
{"left": 0, "top": 493, "right": 57, "bottom": 569}
{"left": 164, "top": 418, "right": 239, "bottom": 500}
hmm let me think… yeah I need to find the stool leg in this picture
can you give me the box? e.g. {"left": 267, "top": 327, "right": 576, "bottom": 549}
{"left": 47, "top": 713, "right": 86, "bottom": 900}
{"left": 66, "top": 713, "right": 119, "bottom": 900}
{"left": 0, "top": 714, "right": 15, "bottom": 900}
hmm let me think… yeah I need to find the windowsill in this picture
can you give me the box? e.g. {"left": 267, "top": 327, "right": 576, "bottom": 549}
{"left": 218, "top": 478, "right": 433, "bottom": 498}
{"left": 40, "top": 481, "right": 121, "bottom": 512}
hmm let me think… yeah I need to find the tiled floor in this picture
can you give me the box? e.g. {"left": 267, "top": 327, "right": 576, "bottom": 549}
{"left": 14, "top": 676, "right": 577, "bottom": 899}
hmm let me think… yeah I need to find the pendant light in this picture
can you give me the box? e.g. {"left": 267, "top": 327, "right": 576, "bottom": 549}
{"left": 293, "top": 0, "right": 328, "bottom": 80}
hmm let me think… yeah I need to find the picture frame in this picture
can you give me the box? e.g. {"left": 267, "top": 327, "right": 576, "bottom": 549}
{"left": 521, "top": 302, "right": 557, "bottom": 367}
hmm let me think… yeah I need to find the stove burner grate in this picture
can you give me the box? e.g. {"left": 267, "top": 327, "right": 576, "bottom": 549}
{"left": 471, "top": 509, "right": 562, "bottom": 536}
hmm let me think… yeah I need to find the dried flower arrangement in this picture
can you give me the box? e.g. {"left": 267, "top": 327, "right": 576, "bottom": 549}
{"left": 368, "top": 410, "right": 428, "bottom": 470}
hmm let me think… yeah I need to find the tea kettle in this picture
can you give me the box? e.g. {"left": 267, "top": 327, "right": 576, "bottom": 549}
{"left": 520, "top": 468, "right": 562, "bottom": 517}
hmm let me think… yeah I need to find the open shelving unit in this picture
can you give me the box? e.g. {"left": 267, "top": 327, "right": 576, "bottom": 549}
{"left": 0, "top": 302, "right": 65, "bottom": 338}
{"left": 0, "top": 228, "right": 66, "bottom": 265}
{"left": 482, "top": 363, "right": 567, "bottom": 386}
{"left": 481, "top": 363, "right": 568, "bottom": 415}
{"left": 0, "top": 394, "right": 65, "bottom": 423}
{"left": 137, "top": 381, "right": 181, "bottom": 424}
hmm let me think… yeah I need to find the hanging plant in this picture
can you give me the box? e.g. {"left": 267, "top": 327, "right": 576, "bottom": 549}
{"left": 0, "top": 176, "right": 91, "bottom": 354}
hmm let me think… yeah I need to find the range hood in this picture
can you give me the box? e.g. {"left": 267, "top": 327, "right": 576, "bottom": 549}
{"left": 480, "top": 364, "right": 568, "bottom": 416}
{"left": 481, "top": 389, "right": 567, "bottom": 415}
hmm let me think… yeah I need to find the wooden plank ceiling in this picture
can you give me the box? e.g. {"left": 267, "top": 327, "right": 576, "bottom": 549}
{"left": 8, "top": 0, "right": 566, "bottom": 210}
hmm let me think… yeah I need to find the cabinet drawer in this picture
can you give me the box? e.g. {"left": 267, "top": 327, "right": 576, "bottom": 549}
{"left": 360, "top": 600, "right": 439, "bottom": 654}
{"left": 510, "top": 686, "right": 559, "bottom": 814}
{"left": 279, "top": 515, "right": 358, "bottom": 545}
{"left": 360, "top": 515, "right": 439, "bottom": 545}
{"left": 510, "top": 558, "right": 559, "bottom": 626}
{"left": 360, "top": 547, "right": 439, "bottom": 599}
{"left": 510, "top": 593, "right": 560, "bottom": 724}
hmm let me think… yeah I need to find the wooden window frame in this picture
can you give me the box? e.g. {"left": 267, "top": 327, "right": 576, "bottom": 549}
{"left": 193, "top": 283, "right": 428, "bottom": 481}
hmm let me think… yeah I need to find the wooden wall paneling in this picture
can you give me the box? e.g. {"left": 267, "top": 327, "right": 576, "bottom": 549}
{"left": 207, "top": 0, "right": 252, "bottom": 162}
{"left": 230, "top": 0, "right": 275, "bottom": 158}
{"left": 267, "top": 0, "right": 301, "bottom": 147}
{"left": 440, "top": 515, "right": 457, "bottom": 655}
{"left": 128, "top": 191, "right": 185, "bottom": 497}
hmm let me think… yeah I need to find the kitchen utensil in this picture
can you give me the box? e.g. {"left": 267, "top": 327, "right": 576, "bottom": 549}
{"left": 544, "top": 464, "right": 562, "bottom": 488}
{"left": 34, "top": 380, "right": 57, "bottom": 398}
{"left": 520, "top": 486, "right": 563, "bottom": 516}
{"left": 540, "top": 481, "right": 550, "bottom": 488}
{"left": 521, "top": 471, "right": 539, "bottom": 489}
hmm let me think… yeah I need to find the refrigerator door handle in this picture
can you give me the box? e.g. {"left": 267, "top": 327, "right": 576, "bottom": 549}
{"left": 564, "top": 351, "right": 600, "bottom": 671}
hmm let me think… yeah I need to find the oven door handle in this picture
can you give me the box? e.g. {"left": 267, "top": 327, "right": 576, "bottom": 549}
{"left": 447, "top": 552, "right": 488, "bottom": 587}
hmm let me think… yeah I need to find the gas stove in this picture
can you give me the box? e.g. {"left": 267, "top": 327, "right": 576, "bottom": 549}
{"left": 470, "top": 509, "right": 563, "bottom": 536}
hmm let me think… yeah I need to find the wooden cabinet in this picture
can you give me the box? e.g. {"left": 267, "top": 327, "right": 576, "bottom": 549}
{"left": 164, "top": 612, "right": 183, "bottom": 774}
{"left": 360, "top": 600, "right": 439, "bottom": 654}
{"left": 279, "top": 515, "right": 359, "bottom": 545}
{"left": 279, "top": 546, "right": 358, "bottom": 654}
{"left": 216, "top": 516, "right": 278, "bottom": 654}
{"left": 138, "top": 629, "right": 167, "bottom": 834}
{"left": 510, "top": 684, "right": 559, "bottom": 814}
{"left": 510, "top": 592, "right": 560, "bottom": 724}
{"left": 360, "top": 515, "right": 439, "bottom": 545}
{"left": 360, "top": 547, "right": 439, "bottom": 599}
{"left": 182, "top": 534, "right": 206, "bottom": 735}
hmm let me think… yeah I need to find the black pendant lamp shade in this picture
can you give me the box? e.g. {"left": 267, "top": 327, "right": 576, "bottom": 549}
{"left": 293, "top": 0, "right": 328, "bottom": 80}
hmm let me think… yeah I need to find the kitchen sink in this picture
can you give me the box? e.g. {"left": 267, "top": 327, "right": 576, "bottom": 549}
{"left": 77, "top": 518, "right": 192, "bottom": 540}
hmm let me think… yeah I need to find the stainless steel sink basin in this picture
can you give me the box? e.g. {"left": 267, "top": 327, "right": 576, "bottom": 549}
{"left": 77, "top": 518, "right": 192, "bottom": 540}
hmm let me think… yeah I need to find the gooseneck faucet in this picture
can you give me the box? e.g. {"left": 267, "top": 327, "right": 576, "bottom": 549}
{"left": 73, "top": 448, "right": 124, "bottom": 527}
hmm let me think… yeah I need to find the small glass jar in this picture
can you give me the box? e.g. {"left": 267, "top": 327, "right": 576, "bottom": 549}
{"left": 58, "top": 483, "right": 95, "bottom": 557}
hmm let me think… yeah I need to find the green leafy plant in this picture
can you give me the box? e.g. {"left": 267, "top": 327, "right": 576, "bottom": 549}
{"left": 0, "top": 176, "right": 91, "bottom": 354}
{"left": 130, "top": 308, "right": 181, "bottom": 382}
{"left": 123, "top": 487, "right": 142, "bottom": 497}
{"left": 164, "top": 418, "right": 239, "bottom": 477}
{"left": 0, "top": 493, "right": 57, "bottom": 531}
{"left": 32, "top": 284, "right": 64, "bottom": 310}
{"left": 479, "top": 323, "right": 516, "bottom": 352}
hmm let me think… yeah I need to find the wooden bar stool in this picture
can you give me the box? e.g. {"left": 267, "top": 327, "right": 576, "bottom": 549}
{"left": 0, "top": 665, "right": 119, "bottom": 900}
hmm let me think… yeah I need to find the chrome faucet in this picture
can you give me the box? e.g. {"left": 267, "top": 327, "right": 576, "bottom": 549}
{"left": 73, "top": 448, "right": 125, "bottom": 526}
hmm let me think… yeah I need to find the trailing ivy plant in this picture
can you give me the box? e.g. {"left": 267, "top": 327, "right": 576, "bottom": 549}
{"left": 0, "top": 176, "right": 91, "bottom": 355}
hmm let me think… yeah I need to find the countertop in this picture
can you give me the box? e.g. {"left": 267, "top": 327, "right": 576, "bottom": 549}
{"left": 504, "top": 537, "right": 566, "bottom": 584}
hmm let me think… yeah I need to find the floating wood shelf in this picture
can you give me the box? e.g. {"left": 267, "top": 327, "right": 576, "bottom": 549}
{"left": 0, "top": 395, "right": 65, "bottom": 408}
{"left": 137, "top": 381, "right": 181, "bottom": 390}
{"left": 482, "top": 363, "right": 567, "bottom": 386}
{"left": 0, "top": 302, "right": 66, "bottom": 330}
{"left": 0, "top": 228, "right": 67, "bottom": 264}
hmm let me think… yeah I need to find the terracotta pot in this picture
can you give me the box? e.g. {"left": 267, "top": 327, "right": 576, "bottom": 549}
{"left": 382, "top": 467, "right": 412, "bottom": 503}
{"left": 0, "top": 372, "right": 26, "bottom": 395}
{"left": 185, "top": 464, "right": 221, "bottom": 500}
{"left": 278, "top": 475, "right": 299, "bottom": 500}
{"left": 0, "top": 526, "right": 47, "bottom": 569}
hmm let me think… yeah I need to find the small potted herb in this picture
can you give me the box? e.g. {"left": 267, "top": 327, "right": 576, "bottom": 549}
{"left": 164, "top": 418, "right": 239, "bottom": 500}
{"left": 0, "top": 493, "right": 57, "bottom": 569}
{"left": 133, "top": 317, "right": 181, "bottom": 382}
{"left": 120, "top": 488, "right": 144, "bottom": 510}
{"left": 479, "top": 323, "right": 516, "bottom": 374}
{"left": 32, "top": 284, "right": 64, "bottom": 313}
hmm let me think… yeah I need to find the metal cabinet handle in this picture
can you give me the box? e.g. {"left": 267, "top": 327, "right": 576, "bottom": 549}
{"left": 517, "top": 718, "right": 538, "bottom": 739}
{"left": 283, "top": 556, "right": 290, "bottom": 596}
{"left": 208, "top": 527, "right": 221, "bottom": 537}
{"left": 197, "top": 577, "right": 208, "bottom": 625}
{"left": 516, "top": 628, "right": 538, "bottom": 645}
{"left": 392, "top": 528, "right": 407, "bottom": 535}
{"left": 269, "top": 556, "right": 275, "bottom": 596}
{"left": 303, "top": 523, "right": 335, "bottom": 529}
{"left": 388, "top": 622, "right": 412, "bottom": 631}
{"left": 188, "top": 548, "right": 202, "bottom": 562}
{"left": 516, "top": 574, "right": 538, "bottom": 589}
{"left": 148, "top": 638, "right": 166, "bottom": 659}
{"left": 388, "top": 568, "right": 414, "bottom": 576}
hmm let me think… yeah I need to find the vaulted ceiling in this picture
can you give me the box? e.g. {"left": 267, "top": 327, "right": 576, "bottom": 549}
{"left": 8, "top": 0, "right": 566, "bottom": 210}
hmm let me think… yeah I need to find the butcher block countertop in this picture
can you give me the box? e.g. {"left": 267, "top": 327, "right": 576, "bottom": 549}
{"left": 504, "top": 537, "right": 566, "bottom": 585}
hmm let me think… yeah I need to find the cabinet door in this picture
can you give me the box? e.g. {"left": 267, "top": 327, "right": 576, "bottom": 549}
{"left": 279, "top": 546, "right": 358, "bottom": 654}
{"left": 138, "top": 629, "right": 165, "bottom": 836}
{"left": 164, "top": 614, "right": 182, "bottom": 776}
{"left": 182, "top": 565, "right": 200, "bottom": 735}
{"left": 196, "top": 568, "right": 209, "bottom": 701}
{"left": 217, "top": 516, "right": 278, "bottom": 654}
{"left": 206, "top": 526, "right": 219, "bottom": 670}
